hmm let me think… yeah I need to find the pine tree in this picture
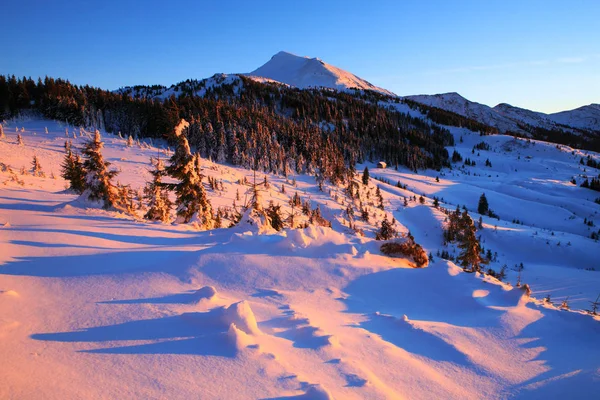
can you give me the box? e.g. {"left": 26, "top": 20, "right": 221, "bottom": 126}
{"left": 61, "top": 140, "right": 85, "bottom": 194}
{"left": 266, "top": 203, "right": 284, "bottom": 231}
{"left": 116, "top": 183, "right": 136, "bottom": 214}
{"left": 456, "top": 213, "right": 487, "bottom": 272}
{"left": 17, "top": 133, "right": 23, "bottom": 146}
{"left": 375, "top": 215, "right": 397, "bottom": 240}
{"left": 362, "top": 166, "right": 369, "bottom": 185}
{"left": 144, "top": 157, "right": 172, "bottom": 222}
{"left": 360, "top": 205, "right": 369, "bottom": 222}
{"left": 165, "top": 120, "right": 214, "bottom": 226}
{"left": 376, "top": 186, "right": 384, "bottom": 210}
{"left": 81, "top": 130, "right": 119, "bottom": 208}
{"left": 478, "top": 193, "right": 489, "bottom": 215}
{"left": 31, "top": 155, "right": 45, "bottom": 177}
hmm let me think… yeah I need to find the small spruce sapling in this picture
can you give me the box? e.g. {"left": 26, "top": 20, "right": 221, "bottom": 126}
{"left": 61, "top": 142, "right": 86, "bottom": 194}
{"left": 362, "top": 167, "right": 369, "bottom": 185}
{"left": 143, "top": 157, "right": 172, "bottom": 223}
{"left": 478, "top": 193, "right": 489, "bottom": 215}
{"left": 81, "top": 131, "right": 120, "bottom": 208}
{"left": 375, "top": 215, "right": 398, "bottom": 240}
{"left": 31, "top": 155, "right": 45, "bottom": 177}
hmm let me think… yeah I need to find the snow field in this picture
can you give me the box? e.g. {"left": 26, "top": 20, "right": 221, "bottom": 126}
{"left": 1, "top": 119, "right": 599, "bottom": 399}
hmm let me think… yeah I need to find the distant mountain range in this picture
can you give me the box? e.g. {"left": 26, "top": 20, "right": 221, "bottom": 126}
{"left": 404, "top": 92, "right": 600, "bottom": 134}
{"left": 117, "top": 51, "right": 599, "bottom": 135}
{"left": 244, "top": 51, "right": 599, "bottom": 135}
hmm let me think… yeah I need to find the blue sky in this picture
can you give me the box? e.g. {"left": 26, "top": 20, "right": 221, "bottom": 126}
{"left": 2, "top": 0, "right": 598, "bottom": 113}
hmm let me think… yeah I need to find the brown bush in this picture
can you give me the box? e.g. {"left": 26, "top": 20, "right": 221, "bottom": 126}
{"left": 380, "top": 237, "right": 428, "bottom": 268}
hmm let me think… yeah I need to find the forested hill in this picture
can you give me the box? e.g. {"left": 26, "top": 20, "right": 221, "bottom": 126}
{"left": 0, "top": 74, "right": 456, "bottom": 182}
{"left": 403, "top": 98, "right": 600, "bottom": 152}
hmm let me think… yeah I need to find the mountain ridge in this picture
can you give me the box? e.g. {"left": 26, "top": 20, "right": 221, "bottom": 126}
{"left": 404, "top": 92, "right": 600, "bottom": 134}
{"left": 246, "top": 51, "right": 396, "bottom": 96}
{"left": 113, "top": 51, "right": 599, "bottom": 135}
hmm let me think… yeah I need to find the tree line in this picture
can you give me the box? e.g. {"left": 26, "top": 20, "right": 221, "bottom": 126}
{"left": 0, "top": 74, "right": 453, "bottom": 183}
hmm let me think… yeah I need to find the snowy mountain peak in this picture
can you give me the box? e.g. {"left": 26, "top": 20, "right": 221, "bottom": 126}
{"left": 439, "top": 92, "right": 466, "bottom": 99}
{"left": 248, "top": 51, "right": 395, "bottom": 96}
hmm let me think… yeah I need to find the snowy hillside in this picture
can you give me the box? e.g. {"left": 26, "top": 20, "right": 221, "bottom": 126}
{"left": 117, "top": 73, "right": 244, "bottom": 100}
{"left": 406, "top": 93, "right": 536, "bottom": 134}
{"left": 406, "top": 93, "right": 600, "bottom": 135}
{"left": 247, "top": 51, "right": 396, "bottom": 96}
{"left": 550, "top": 104, "right": 600, "bottom": 132}
{"left": 493, "top": 103, "right": 560, "bottom": 130}
{"left": 1, "top": 118, "right": 600, "bottom": 399}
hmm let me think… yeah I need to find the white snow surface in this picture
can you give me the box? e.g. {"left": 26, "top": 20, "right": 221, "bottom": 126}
{"left": 248, "top": 51, "right": 396, "bottom": 96}
{"left": 1, "top": 118, "right": 600, "bottom": 399}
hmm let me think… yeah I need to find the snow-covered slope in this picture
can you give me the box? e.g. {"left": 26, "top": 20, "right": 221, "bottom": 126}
{"left": 248, "top": 51, "right": 396, "bottom": 96}
{"left": 1, "top": 119, "right": 600, "bottom": 399}
{"left": 117, "top": 73, "right": 244, "bottom": 100}
{"left": 405, "top": 92, "right": 524, "bottom": 133}
{"left": 549, "top": 104, "right": 600, "bottom": 131}
{"left": 405, "top": 93, "right": 600, "bottom": 134}
{"left": 493, "top": 103, "right": 560, "bottom": 130}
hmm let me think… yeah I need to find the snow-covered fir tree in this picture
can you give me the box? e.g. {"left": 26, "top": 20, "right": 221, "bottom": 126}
{"left": 61, "top": 140, "right": 86, "bottom": 194}
{"left": 116, "top": 183, "right": 136, "bottom": 215}
{"left": 17, "top": 133, "right": 23, "bottom": 146}
{"left": 126, "top": 135, "right": 134, "bottom": 147}
{"left": 81, "top": 130, "right": 119, "bottom": 208}
{"left": 0, "top": 123, "right": 4, "bottom": 139}
{"left": 144, "top": 157, "right": 172, "bottom": 222}
{"left": 31, "top": 155, "right": 45, "bottom": 177}
{"left": 375, "top": 215, "right": 398, "bottom": 240}
{"left": 456, "top": 212, "right": 487, "bottom": 272}
{"left": 165, "top": 119, "right": 214, "bottom": 227}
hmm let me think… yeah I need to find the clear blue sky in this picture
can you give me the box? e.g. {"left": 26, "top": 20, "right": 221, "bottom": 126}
{"left": 2, "top": 0, "right": 598, "bottom": 113}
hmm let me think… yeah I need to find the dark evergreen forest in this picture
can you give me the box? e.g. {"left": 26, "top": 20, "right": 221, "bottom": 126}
{"left": 0, "top": 74, "right": 458, "bottom": 183}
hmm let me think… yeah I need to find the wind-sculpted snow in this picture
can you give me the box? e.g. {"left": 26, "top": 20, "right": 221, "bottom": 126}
{"left": 1, "top": 119, "right": 599, "bottom": 399}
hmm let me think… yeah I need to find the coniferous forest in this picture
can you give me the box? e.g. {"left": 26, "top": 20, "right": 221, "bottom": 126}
{"left": 0, "top": 74, "right": 455, "bottom": 183}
